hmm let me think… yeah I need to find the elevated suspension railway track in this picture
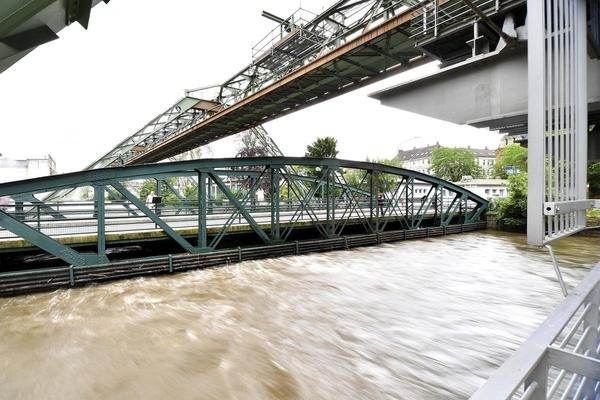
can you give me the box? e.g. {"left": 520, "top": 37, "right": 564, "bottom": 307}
{"left": 88, "top": 0, "right": 526, "bottom": 168}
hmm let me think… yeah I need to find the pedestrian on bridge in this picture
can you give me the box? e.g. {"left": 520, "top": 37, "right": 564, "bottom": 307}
{"left": 146, "top": 191, "right": 155, "bottom": 207}
{"left": 377, "top": 193, "right": 385, "bottom": 217}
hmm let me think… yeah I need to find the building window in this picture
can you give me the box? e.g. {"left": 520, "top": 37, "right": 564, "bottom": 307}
{"left": 485, "top": 189, "right": 490, "bottom": 194}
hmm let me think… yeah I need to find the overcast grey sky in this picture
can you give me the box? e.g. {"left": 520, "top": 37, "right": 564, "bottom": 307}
{"left": 0, "top": 0, "right": 501, "bottom": 173}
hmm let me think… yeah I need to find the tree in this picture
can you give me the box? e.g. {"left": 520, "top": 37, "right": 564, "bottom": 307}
{"left": 494, "top": 144, "right": 528, "bottom": 178}
{"left": 589, "top": 161, "right": 600, "bottom": 198}
{"left": 430, "top": 147, "right": 483, "bottom": 182}
{"left": 236, "top": 131, "right": 269, "bottom": 158}
{"left": 234, "top": 131, "right": 272, "bottom": 196}
{"left": 371, "top": 158, "right": 403, "bottom": 168}
{"left": 371, "top": 158, "right": 404, "bottom": 192}
{"left": 305, "top": 137, "right": 338, "bottom": 158}
{"left": 139, "top": 179, "right": 181, "bottom": 206}
{"left": 494, "top": 173, "right": 528, "bottom": 232}
{"left": 80, "top": 187, "right": 92, "bottom": 201}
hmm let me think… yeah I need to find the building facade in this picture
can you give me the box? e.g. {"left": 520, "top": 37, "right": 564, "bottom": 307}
{"left": 394, "top": 143, "right": 497, "bottom": 176}
{"left": 453, "top": 177, "right": 509, "bottom": 200}
{"left": 0, "top": 155, "right": 57, "bottom": 183}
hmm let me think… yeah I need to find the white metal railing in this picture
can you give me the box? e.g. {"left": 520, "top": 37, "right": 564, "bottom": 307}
{"left": 527, "top": 0, "right": 591, "bottom": 245}
{"left": 470, "top": 263, "right": 600, "bottom": 399}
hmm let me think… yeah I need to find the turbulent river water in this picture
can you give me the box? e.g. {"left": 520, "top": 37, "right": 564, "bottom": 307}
{"left": 1, "top": 230, "right": 599, "bottom": 400}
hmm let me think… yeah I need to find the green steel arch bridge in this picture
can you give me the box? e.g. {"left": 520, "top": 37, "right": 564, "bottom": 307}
{"left": 0, "top": 157, "right": 488, "bottom": 293}
{"left": 2, "top": 1, "right": 600, "bottom": 397}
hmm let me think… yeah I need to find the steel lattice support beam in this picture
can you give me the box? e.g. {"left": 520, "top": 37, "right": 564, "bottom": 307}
{"left": 93, "top": 0, "right": 521, "bottom": 166}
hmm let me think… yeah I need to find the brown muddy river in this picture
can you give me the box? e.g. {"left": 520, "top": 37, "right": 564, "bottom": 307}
{"left": 1, "top": 230, "right": 598, "bottom": 399}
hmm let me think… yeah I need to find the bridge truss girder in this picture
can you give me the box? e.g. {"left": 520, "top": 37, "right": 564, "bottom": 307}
{"left": 0, "top": 158, "right": 488, "bottom": 267}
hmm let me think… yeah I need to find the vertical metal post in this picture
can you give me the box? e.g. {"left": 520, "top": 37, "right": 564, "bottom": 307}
{"left": 331, "top": 169, "right": 336, "bottom": 235}
{"left": 434, "top": 0, "right": 438, "bottom": 37}
{"left": 15, "top": 201, "right": 23, "bottom": 220}
{"left": 370, "top": 169, "right": 375, "bottom": 221}
{"left": 69, "top": 264, "right": 75, "bottom": 287}
{"left": 198, "top": 171, "right": 207, "bottom": 248}
{"left": 575, "top": 0, "right": 588, "bottom": 229}
{"left": 207, "top": 178, "right": 213, "bottom": 214}
{"left": 94, "top": 185, "right": 106, "bottom": 259}
{"left": 370, "top": 169, "right": 378, "bottom": 232}
{"left": 406, "top": 178, "right": 414, "bottom": 228}
{"left": 524, "top": 356, "right": 548, "bottom": 400}
{"left": 325, "top": 167, "right": 333, "bottom": 237}
{"left": 270, "top": 167, "right": 280, "bottom": 240}
{"left": 155, "top": 178, "right": 161, "bottom": 214}
{"left": 526, "top": 0, "right": 547, "bottom": 246}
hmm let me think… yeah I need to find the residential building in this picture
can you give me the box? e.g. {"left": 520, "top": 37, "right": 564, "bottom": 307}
{"left": 0, "top": 155, "right": 57, "bottom": 183}
{"left": 394, "top": 143, "right": 497, "bottom": 176}
{"left": 453, "top": 177, "right": 509, "bottom": 200}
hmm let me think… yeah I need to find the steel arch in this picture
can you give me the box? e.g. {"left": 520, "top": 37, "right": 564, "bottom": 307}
{"left": 0, "top": 157, "right": 488, "bottom": 267}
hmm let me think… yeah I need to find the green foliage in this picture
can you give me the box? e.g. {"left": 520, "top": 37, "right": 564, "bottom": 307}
{"left": 588, "top": 208, "right": 600, "bottom": 226}
{"left": 80, "top": 187, "right": 92, "bottom": 201}
{"left": 430, "top": 147, "right": 484, "bottom": 182}
{"left": 183, "top": 184, "right": 198, "bottom": 207}
{"left": 494, "top": 173, "right": 528, "bottom": 232}
{"left": 139, "top": 179, "right": 181, "bottom": 207}
{"left": 494, "top": 144, "right": 528, "bottom": 178}
{"left": 303, "top": 137, "right": 339, "bottom": 198}
{"left": 370, "top": 158, "right": 404, "bottom": 192}
{"left": 305, "top": 137, "right": 338, "bottom": 158}
{"left": 106, "top": 189, "right": 125, "bottom": 201}
{"left": 589, "top": 161, "right": 600, "bottom": 198}
{"left": 371, "top": 158, "right": 403, "bottom": 168}
{"left": 139, "top": 180, "right": 156, "bottom": 202}
{"left": 343, "top": 169, "right": 369, "bottom": 192}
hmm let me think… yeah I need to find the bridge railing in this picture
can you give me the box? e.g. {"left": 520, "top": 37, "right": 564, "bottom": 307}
{"left": 0, "top": 196, "right": 472, "bottom": 241}
{"left": 471, "top": 263, "right": 600, "bottom": 400}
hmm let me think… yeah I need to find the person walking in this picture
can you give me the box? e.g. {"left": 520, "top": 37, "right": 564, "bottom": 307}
{"left": 377, "top": 192, "right": 385, "bottom": 217}
{"left": 146, "top": 191, "right": 155, "bottom": 206}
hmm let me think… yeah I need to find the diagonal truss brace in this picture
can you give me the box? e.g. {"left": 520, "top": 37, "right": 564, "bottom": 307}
{"left": 110, "top": 181, "right": 201, "bottom": 253}
{"left": 0, "top": 210, "right": 105, "bottom": 266}
{"left": 208, "top": 171, "right": 272, "bottom": 244}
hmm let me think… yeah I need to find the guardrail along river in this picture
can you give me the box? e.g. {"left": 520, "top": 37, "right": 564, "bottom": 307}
{"left": 1, "top": 230, "right": 599, "bottom": 399}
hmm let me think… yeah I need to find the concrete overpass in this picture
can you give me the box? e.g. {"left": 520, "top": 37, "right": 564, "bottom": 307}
{"left": 369, "top": 43, "right": 600, "bottom": 159}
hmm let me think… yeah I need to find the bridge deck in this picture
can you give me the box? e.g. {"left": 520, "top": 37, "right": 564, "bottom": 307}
{"left": 0, "top": 209, "right": 423, "bottom": 252}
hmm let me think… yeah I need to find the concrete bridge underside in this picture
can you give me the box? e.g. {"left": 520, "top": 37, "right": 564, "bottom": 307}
{"left": 370, "top": 46, "right": 600, "bottom": 160}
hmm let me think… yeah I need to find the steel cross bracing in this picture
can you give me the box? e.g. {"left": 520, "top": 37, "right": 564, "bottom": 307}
{"left": 89, "top": 0, "right": 523, "bottom": 167}
{"left": 0, "top": 157, "right": 487, "bottom": 267}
